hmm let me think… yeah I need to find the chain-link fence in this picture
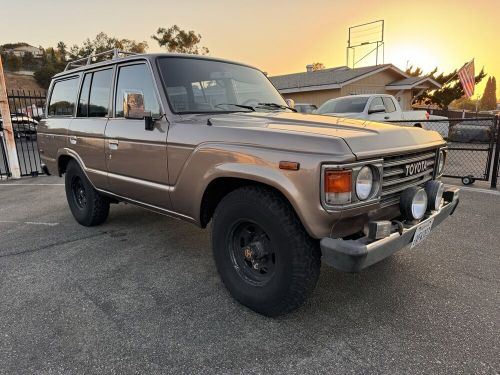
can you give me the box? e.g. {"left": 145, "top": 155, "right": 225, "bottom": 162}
{"left": 389, "top": 116, "right": 499, "bottom": 186}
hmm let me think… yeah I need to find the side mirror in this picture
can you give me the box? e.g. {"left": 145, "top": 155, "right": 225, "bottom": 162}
{"left": 123, "top": 90, "right": 147, "bottom": 119}
{"left": 368, "top": 104, "right": 386, "bottom": 114}
{"left": 285, "top": 98, "right": 295, "bottom": 109}
{"left": 123, "top": 90, "right": 155, "bottom": 131}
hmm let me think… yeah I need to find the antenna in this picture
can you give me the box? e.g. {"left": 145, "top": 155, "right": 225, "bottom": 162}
{"left": 346, "top": 20, "right": 384, "bottom": 68}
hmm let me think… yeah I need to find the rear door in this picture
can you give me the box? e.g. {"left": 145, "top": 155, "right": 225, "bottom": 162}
{"left": 105, "top": 61, "right": 170, "bottom": 209}
{"left": 68, "top": 67, "right": 114, "bottom": 189}
{"left": 38, "top": 76, "right": 80, "bottom": 173}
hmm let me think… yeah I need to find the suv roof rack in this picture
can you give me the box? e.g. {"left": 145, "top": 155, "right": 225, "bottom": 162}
{"left": 64, "top": 48, "right": 138, "bottom": 71}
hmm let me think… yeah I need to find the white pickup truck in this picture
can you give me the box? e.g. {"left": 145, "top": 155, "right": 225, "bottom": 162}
{"left": 315, "top": 94, "right": 449, "bottom": 137}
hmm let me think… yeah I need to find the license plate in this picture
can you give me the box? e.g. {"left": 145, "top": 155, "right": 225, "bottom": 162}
{"left": 411, "top": 218, "right": 434, "bottom": 249}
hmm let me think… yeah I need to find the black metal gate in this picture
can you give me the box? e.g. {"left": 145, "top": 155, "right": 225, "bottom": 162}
{"left": 0, "top": 127, "right": 10, "bottom": 178}
{"left": 389, "top": 116, "right": 499, "bottom": 186}
{"left": 6, "top": 90, "right": 46, "bottom": 177}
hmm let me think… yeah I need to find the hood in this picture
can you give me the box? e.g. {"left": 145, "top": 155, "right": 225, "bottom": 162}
{"left": 206, "top": 111, "right": 445, "bottom": 159}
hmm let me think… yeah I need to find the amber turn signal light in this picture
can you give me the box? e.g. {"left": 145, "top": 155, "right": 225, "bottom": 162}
{"left": 324, "top": 169, "right": 352, "bottom": 205}
{"left": 279, "top": 161, "right": 300, "bottom": 171}
{"left": 324, "top": 170, "right": 352, "bottom": 193}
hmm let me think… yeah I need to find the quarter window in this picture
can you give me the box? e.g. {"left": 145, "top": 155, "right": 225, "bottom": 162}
{"left": 115, "top": 64, "right": 160, "bottom": 117}
{"left": 48, "top": 77, "right": 79, "bottom": 116}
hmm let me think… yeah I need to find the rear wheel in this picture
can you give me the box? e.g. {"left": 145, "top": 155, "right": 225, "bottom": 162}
{"left": 211, "top": 186, "right": 321, "bottom": 317}
{"left": 65, "top": 160, "right": 110, "bottom": 226}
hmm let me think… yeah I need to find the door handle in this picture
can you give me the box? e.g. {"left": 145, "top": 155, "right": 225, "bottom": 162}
{"left": 384, "top": 116, "right": 390, "bottom": 120}
{"left": 69, "top": 136, "right": 77, "bottom": 144}
{"left": 109, "top": 139, "right": 119, "bottom": 150}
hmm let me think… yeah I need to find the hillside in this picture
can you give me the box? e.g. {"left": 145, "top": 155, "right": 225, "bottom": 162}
{"left": 4, "top": 72, "right": 45, "bottom": 93}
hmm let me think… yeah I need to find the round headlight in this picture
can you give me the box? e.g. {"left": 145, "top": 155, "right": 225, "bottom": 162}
{"left": 355, "top": 166, "right": 374, "bottom": 200}
{"left": 400, "top": 187, "right": 428, "bottom": 220}
{"left": 437, "top": 150, "right": 446, "bottom": 175}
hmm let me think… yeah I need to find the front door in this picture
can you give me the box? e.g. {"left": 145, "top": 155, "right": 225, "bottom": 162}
{"left": 105, "top": 62, "right": 170, "bottom": 209}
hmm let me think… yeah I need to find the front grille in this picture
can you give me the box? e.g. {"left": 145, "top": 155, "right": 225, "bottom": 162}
{"left": 380, "top": 149, "right": 437, "bottom": 207}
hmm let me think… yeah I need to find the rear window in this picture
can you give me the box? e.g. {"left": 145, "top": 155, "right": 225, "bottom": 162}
{"left": 48, "top": 77, "right": 79, "bottom": 116}
{"left": 317, "top": 97, "right": 368, "bottom": 114}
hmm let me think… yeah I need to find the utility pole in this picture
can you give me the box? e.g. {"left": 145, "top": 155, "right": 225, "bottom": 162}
{"left": 0, "top": 55, "right": 21, "bottom": 178}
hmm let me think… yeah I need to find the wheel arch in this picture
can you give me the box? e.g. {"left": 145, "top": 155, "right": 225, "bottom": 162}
{"left": 57, "top": 154, "right": 74, "bottom": 176}
{"left": 200, "top": 177, "right": 301, "bottom": 230}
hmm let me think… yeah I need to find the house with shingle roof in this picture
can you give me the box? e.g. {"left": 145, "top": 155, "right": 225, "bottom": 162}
{"left": 269, "top": 64, "right": 441, "bottom": 110}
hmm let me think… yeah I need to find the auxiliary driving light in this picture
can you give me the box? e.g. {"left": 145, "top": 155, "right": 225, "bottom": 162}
{"left": 400, "top": 187, "right": 428, "bottom": 221}
{"left": 425, "top": 180, "right": 445, "bottom": 211}
{"left": 437, "top": 149, "right": 446, "bottom": 176}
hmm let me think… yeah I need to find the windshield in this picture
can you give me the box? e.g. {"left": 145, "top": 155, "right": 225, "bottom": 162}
{"left": 316, "top": 97, "right": 368, "bottom": 114}
{"left": 158, "top": 57, "right": 287, "bottom": 114}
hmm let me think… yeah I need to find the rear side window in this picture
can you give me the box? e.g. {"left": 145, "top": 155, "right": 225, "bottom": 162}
{"left": 115, "top": 64, "right": 160, "bottom": 117}
{"left": 89, "top": 69, "right": 113, "bottom": 117}
{"left": 382, "top": 97, "right": 397, "bottom": 113}
{"left": 77, "top": 74, "right": 91, "bottom": 117}
{"left": 48, "top": 77, "right": 79, "bottom": 116}
{"left": 77, "top": 69, "right": 113, "bottom": 118}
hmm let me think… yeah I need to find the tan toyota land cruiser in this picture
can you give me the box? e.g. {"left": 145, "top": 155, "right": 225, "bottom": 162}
{"left": 38, "top": 50, "right": 459, "bottom": 316}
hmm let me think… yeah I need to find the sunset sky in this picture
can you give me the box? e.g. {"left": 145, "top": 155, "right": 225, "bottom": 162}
{"left": 1, "top": 0, "right": 498, "bottom": 94}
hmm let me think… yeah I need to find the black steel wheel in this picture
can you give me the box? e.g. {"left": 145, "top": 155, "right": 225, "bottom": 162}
{"left": 228, "top": 220, "right": 277, "bottom": 286}
{"left": 65, "top": 159, "right": 110, "bottom": 226}
{"left": 212, "top": 185, "right": 321, "bottom": 317}
{"left": 71, "top": 176, "right": 88, "bottom": 209}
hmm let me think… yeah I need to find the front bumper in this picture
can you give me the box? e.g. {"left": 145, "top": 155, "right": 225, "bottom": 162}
{"left": 320, "top": 187, "right": 460, "bottom": 272}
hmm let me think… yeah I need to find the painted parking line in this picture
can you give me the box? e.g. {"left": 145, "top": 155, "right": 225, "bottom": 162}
{"left": 0, "top": 220, "right": 59, "bottom": 226}
{"left": 0, "top": 183, "right": 64, "bottom": 186}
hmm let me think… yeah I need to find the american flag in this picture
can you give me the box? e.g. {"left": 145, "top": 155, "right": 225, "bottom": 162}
{"left": 458, "top": 59, "right": 475, "bottom": 97}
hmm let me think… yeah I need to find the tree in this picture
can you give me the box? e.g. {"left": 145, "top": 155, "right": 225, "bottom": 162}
{"left": 311, "top": 62, "right": 325, "bottom": 71}
{"left": 21, "top": 51, "right": 35, "bottom": 69}
{"left": 479, "top": 76, "right": 497, "bottom": 110}
{"left": 406, "top": 65, "right": 426, "bottom": 77}
{"left": 68, "top": 32, "right": 148, "bottom": 60}
{"left": 57, "top": 41, "right": 67, "bottom": 62}
{"left": 152, "top": 25, "right": 209, "bottom": 55}
{"left": 6, "top": 52, "right": 21, "bottom": 71}
{"left": 449, "top": 96, "right": 478, "bottom": 111}
{"left": 33, "top": 33, "right": 149, "bottom": 89}
{"left": 408, "top": 64, "right": 486, "bottom": 110}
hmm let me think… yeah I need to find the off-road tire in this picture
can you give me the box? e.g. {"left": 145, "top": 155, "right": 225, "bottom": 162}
{"left": 212, "top": 186, "right": 321, "bottom": 317}
{"left": 65, "top": 159, "right": 110, "bottom": 226}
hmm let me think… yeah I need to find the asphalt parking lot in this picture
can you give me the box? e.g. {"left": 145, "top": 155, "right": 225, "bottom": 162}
{"left": 0, "top": 176, "right": 499, "bottom": 374}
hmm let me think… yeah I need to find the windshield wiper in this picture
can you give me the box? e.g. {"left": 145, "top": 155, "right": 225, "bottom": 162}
{"left": 215, "top": 103, "right": 255, "bottom": 111}
{"left": 257, "top": 102, "right": 297, "bottom": 112}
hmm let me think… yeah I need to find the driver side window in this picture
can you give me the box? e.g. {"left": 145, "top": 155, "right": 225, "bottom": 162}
{"left": 115, "top": 63, "right": 160, "bottom": 118}
{"left": 369, "top": 97, "right": 385, "bottom": 112}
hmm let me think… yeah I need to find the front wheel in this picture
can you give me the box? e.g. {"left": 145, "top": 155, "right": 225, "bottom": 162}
{"left": 65, "top": 160, "right": 110, "bottom": 226}
{"left": 211, "top": 186, "right": 321, "bottom": 317}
